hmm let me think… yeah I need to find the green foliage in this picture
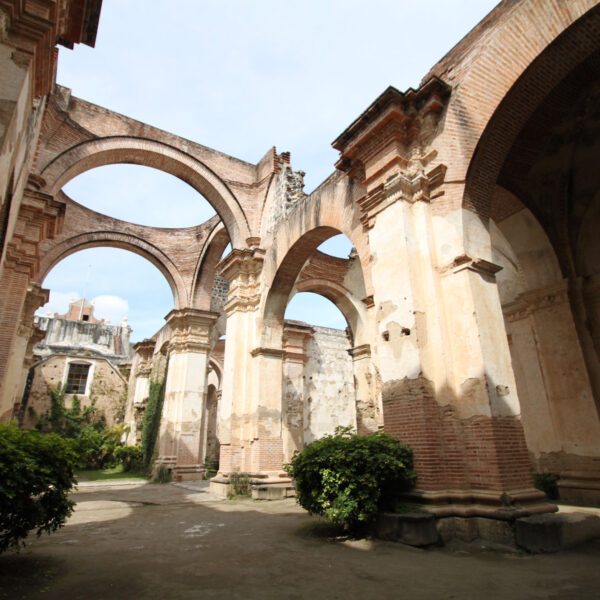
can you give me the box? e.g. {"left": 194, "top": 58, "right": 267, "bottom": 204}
{"left": 141, "top": 357, "right": 169, "bottom": 467}
{"left": 0, "top": 424, "right": 76, "bottom": 552}
{"left": 152, "top": 465, "right": 172, "bottom": 484}
{"left": 36, "top": 385, "right": 131, "bottom": 470}
{"left": 114, "top": 445, "right": 145, "bottom": 473}
{"left": 285, "top": 427, "right": 416, "bottom": 530}
{"left": 227, "top": 471, "right": 251, "bottom": 498}
{"left": 534, "top": 472, "right": 559, "bottom": 499}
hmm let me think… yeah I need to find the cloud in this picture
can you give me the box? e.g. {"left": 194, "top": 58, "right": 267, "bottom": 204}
{"left": 91, "top": 295, "right": 129, "bottom": 325}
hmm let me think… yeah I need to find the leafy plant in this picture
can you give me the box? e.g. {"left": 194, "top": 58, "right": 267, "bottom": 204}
{"left": 152, "top": 465, "right": 172, "bottom": 484}
{"left": 534, "top": 472, "right": 559, "bottom": 499}
{"left": 115, "top": 445, "right": 145, "bottom": 473}
{"left": 285, "top": 427, "right": 416, "bottom": 530}
{"left": 228, "top": 471, "right": 251, "bottom": 498}
{"left": 0, "top": 424, "right": 76, "bottom": 552}
{"left": 141, "top": 356, "right": 169, "bottom": 467}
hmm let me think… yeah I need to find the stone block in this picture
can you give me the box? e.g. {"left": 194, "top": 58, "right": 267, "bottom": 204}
{"left": 515, "top": 512, "right": 600, "bottom": 553}
{"left": 251, "top": 483, "right": 295, "bottom": 500}
{"left": 375, "top": 512, "right": 439, "bottom": 546}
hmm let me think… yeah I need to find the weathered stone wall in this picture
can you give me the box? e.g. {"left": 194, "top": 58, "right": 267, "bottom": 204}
{"left": 283, "top": 325, "right": 355, "bottom": 447}
{"left": 34, "top": 316, "right": 133, "bottom": 364}
{"left": 23, "top": 354, "right": 127, "bottom": 429}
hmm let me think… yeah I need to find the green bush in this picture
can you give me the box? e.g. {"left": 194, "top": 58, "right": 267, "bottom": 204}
{"left": 0, "top": 424, "right": 76, "bottom": 552}
{"left": 285, "top": 427, "right": 416, "bottom": 530}
{"left": 115, "top": 445, "right": 145, "bottom": 472}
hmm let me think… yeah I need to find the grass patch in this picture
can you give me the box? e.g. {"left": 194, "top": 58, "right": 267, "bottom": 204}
{"left": 76, "top": 465, "right": 147, "bottom": 482}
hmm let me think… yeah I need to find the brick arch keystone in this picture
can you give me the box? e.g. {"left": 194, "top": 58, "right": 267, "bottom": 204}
{"left": 38, "top": 231, "right": 186, "bottom": 309}
{"left": 39, "top": 137, "right": 251, "bottom": 246}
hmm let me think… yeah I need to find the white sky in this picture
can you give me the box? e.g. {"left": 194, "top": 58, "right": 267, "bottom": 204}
{"left": 38, "top": 0, "right": 499, "bottom": 341}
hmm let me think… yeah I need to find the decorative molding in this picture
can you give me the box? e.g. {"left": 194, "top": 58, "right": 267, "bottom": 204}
{"left": 4, "top": 184, "right": 66, "bottom": 277}
{"left": 17, "top": 282, "right": 48, "bottom": 337}
{"left": 503, "top": 281, "right": 569, "bottom": 323}
{"left": 165, "top": 308, "right": 218, "bottom": 354}
{"left": 357, "top": 164, "right": 446, "bottom": 229}
{"left": 361, "top": 295, "right": 375, "bottom": 309}
{"left": 348, "top": 344, "right": 371, "bottom": 360}
{"left": 333, "top": 78, "right": 451, "bottom": 183}
{"left": 439, "top": 254, "right": 503, "bottom": 279}
{"left": 250, "top": 347, "right": 285, "bottom": 359}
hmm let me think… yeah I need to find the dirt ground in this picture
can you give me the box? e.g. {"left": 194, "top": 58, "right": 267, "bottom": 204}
{"left": 1, "top": 480, "right": 599, "bottom": 600}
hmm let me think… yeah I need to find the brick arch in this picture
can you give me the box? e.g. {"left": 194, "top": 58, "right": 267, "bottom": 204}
{"left": 38, "top": 231, "right": 185, "bottom": 309}
{"left": 191, "top": 223, "right": 230, "bottom": 310}
{"left": 39, "top": 137, "right": 251, "bottom": 246}
{"left": 262, "top": 225, "right": 369, "bottom": 347}
{"left": 457, "top": 1, "right": 600, "bottom": 217}
{"left": 292, "top": 279, "right": 369, "bottom": 347}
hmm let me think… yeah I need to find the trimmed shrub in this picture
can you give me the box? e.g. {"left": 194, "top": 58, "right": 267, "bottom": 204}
{"left": 285, "top": 427, "right": 416, "bottom": 530}
{"left": 0, "top": 424, "right": 76, "bottom": 552}
{"left": 115, "top": 445, "right": 144, "bottom": 472}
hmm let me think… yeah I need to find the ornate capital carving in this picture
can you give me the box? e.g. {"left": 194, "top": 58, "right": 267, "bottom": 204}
{"left": 357, "top": 164, "right": 446, "bottom": 229}
{"left": 218, "top": 247, "right": 265, "bottom": 314}
{"left": 4, "top": 186, "right": 66, "bottom": 277}
{"left": 165, "top": 308, "right": 218, "bottom": 354}
{"left": 332, "top": 78, "right": 451, "bottom": 186}
{"left": 133, "top": 339, "right": 156, "bottom": 376}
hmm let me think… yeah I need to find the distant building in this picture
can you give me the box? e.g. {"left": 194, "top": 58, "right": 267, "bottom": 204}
{"left": 20, "top": 298, "right": 133, "bottom": 429}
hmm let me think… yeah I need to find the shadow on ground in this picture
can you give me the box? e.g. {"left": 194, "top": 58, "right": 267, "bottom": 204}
{"left": 1, "top": 481, "right": 599, "bottom": 600}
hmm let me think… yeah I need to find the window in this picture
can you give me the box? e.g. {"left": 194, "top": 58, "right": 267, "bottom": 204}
{"left": 65, "top": 363, "right": 90, "bottom": 394}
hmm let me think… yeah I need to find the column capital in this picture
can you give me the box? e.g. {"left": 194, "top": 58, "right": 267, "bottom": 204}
{"left": 218, "top": 247, "right": 265, "bottom": 314}
{"left": 503, "top": 281, "right": 569, "bottom": 323}
{"left": 439, "top": 254, "right": 503, "bottom": 280}
{"left": 282, "top": 321, "right": 314, "bottom": 363}
{"left": 165, "top": 308, "right": 218, "bottom": 354}
{"left": 348, "top": 343, "right": 371, "bottom": 360}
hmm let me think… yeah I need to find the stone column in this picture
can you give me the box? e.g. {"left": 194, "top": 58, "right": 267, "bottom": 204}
{"left": 158, "top": 308, "right": 218, "bottom": 480}
{"left": 348, "top": 344, "right": 379, "bottom": 434}
{"left": 129, "top": 339, "right": 155, "bottom": 443}
{"left": 281, "top": 322, "right": 313, "bottom": 461}
{"left": 213, "top": 247, "right": 265, "bottom": 475}
{"left": 332, "top": 80, "right": 550, "bottom": 518}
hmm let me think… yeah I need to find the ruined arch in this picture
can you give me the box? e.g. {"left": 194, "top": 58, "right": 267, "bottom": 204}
{"left": 38, "top": 231, "right": 184, "bottom": 309}
{"left": 40, "top": 137, "right": 251, "bottom": 246}
{"left": 460, "top": 2, "right": 600, "bottom": 216}
{"left": 263, "top": 226, "right": 369, "bottom": 348}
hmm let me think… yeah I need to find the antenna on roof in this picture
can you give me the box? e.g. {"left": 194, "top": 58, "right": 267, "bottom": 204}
{"left": 79, "top": 264, "right": 92, "bottom": 320}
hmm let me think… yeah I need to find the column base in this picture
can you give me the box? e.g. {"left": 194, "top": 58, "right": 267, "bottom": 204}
{"left": 403, "top": 487, "right": 556, "bottom": 519}
{"left": 154, "top": 457, "right": 206, "bottom": 481}
{"left": 210, "top": 471, "right": 295, "bottom": 500}
{"left": 558, "top": 472, "right": 600, "bottom": 505}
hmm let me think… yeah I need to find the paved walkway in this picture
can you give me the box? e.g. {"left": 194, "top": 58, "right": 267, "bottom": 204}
{"left": 1, "top": 481, "right": 599, "bottom": 599}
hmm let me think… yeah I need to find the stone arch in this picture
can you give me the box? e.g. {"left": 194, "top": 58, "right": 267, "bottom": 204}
{"left": 39, "top": 137, "right": 251, "bottom": 246}
{"left": 263, "top": 225, "right": 370, "bottom": 349}
{"left": 459, "top": 2, "right": 600, "bottom": 216}
{"left": 38, "top": 231, "right": 185, "bottom": 309}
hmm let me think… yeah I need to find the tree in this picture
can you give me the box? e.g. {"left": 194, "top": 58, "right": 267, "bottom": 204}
{"left": 0, "top": 424, "right": 77, "bottom": 552}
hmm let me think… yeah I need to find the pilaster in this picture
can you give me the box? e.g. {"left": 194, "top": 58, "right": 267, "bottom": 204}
{"left": 157, "top": 308, "right": 218, "bottom": 480}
